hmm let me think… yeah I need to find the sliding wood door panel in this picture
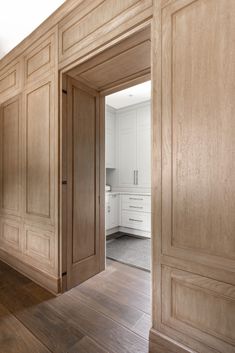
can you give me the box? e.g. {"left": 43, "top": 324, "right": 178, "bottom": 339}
{"left": 23, "top": 76, "right": 55, "bottom": 225}
{"left": 0, "top": 96, "right": 21, "bottom": 217}
{"left": 67, "top": 78, "right": 101, "bottom": 289}
{"left": 161, "top": 0, "right": 235, "bottom": 267}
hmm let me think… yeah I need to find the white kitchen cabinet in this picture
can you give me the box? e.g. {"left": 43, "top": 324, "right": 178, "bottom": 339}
{"left": 120, "top": 193, "right": 151, "bottom": 237}
{"left": 106, "top": 193, "right": 119, "bottom": 230}
{"left": 118, "top": 110, "right": 137, "bottom": 187}
{"left": 105, "top": 105, "right": 116, "bottom": 168}
{"left": 117, "top": 101, "right": 151, "bottom": 189}
{"left": 136, "top": 104, "right": 151, "bottom": 187}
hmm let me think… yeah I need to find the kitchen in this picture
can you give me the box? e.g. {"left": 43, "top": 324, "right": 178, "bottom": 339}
{"left": 105, "top": 81, "right": 151, "bottom": 271}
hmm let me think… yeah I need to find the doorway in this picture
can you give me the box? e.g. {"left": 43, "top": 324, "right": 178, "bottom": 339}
{"left": 105, "top": 81, "right": 151, "bottom": 272}
{"left": 61, "top": 25, "right": 151, "bottom": 291}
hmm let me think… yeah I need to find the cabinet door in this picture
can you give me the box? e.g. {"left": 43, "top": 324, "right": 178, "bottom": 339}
{"left": 109, "top": 194, "right": 119, "bottom": 228}
{"left": 118, "top": 110, "right": 137, "bottom": 187}
{"left": 136, "top": 104, "right": 151, "bottom": 188}
{"left": 105, "top": 198, "right": 110, "bottom": 230}
{"left": 105, "top": 107, "right": 116, "bottom": 168}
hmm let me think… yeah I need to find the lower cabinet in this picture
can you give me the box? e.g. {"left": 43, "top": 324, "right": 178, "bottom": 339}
{"left": 106, "top": 192, "right": 151, "bottom": 237}
{"left": 106, "top": 193, "right": 119, "bottom": 230}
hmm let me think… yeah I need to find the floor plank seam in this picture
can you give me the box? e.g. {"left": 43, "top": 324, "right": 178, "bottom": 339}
{"left": 66, "top": 291, "right": 150, "bottom": 342}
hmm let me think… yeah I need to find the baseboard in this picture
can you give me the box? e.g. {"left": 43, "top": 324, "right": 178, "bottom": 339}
{"left": 0, "top": 248, "right": 60, "bottom": 295}
{"left": 106, "top": 226, "right": 151, "bottom": 238}
{"left": 149, "top": 328, "right": 196, "bottom": 353}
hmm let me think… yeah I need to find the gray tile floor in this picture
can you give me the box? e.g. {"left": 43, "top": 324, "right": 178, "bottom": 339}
{"left": 106, "top": 235, "right": 151, "bottom": 271}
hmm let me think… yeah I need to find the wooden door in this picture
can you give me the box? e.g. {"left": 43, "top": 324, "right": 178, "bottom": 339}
{"left": 118, "top": 110, "right": 137, "bottom": 187}
{"left": 151, "top": 1, "right": 235, "bottom": 352}
{"left": 66, "top": 78, "right": 104, "bottom": 289}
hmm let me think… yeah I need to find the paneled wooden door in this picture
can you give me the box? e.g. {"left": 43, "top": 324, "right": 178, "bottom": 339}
{"left": 66, "top": 77, "right": 105, "bottom": 290}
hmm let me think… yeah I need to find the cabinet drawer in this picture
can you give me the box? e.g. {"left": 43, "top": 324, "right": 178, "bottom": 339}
{"left": 121, "top": 194, "right": 150, "bottom": 209}
{"left": 122, "top": 201, "right": 150, "bottom": 213}
{"left": 121, "top": 210, "right": 151, "bottom": 231}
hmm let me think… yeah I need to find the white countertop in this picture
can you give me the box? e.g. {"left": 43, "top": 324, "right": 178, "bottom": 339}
{"left": 106, "top": 191, "right": 151, "bottom": 196}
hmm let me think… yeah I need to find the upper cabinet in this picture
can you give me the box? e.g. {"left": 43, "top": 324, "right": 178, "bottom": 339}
{"left": 118, "top": 108, "right": 137, "bottom": 187}
{"left": 106, "top": 105, "right": 116, "bottom": 169}
{"left": 117, "top": 101, "right": 151, "bottom": 189}
{"left": 136, "top": 104, "right": 151, "bottom": 188}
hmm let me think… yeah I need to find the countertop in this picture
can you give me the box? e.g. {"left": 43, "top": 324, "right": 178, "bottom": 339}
{"left": 106, "top": 191, "right": 151, "bottom": 196}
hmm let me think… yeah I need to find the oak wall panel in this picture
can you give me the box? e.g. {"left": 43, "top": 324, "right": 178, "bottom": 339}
{"left": 0, "top": 95, "right": 21, "bottom": 217}
{"left": 152, "top": 0, "right": 235, "bottom": 352}
{"left": 162, "top": 266, "right": 235, "bottom": 353}
{"left": 0, "top": 219, "right": 21, "bottom": 253}
{"left": 24, "top": 31, "right": 56, "bottom": 84}
{"left": 59, "top": 0, "right": 152, "bottom": 65}
{"left": 161, "top": 0, "right": 235, "bottom": 269}
{"left": 23, "top": 225, "right": 55, "bottom": 271}
{"left": 0, "top": 60, "right": 22, "bottom": 103}
{"left": 23, "top": 76, "right": 55, "bottom": 226}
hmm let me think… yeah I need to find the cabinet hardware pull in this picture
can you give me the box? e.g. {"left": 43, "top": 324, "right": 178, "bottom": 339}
{"left": 136, "top": 170, "right": 138, "bottom": 185}
{"left": 129, "top": 206, "right": 143, "bottom": 209}
{"left": 129, "top": 197, "right": 143, "bottom": 201}
{"left": 133, "top": 170, "right": 136, "bottom": 185}
{"left": 129, "top": 218, "right": 143, "bottom": 222}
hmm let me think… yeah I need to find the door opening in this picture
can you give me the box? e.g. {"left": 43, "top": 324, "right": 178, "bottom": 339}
{"left": 105, "top": 81, "right": 152, "bottom": 273}
{"left": 61, "top": 25, "right": 151, "bottom": 291}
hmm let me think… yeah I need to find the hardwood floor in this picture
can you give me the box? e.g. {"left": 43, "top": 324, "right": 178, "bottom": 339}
{"left": 0, "top": 258, "right": 163, "bottom": 353}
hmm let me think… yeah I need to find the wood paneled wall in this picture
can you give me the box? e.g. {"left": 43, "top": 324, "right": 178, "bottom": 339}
{"left": 0, "top": 1, "right": 234, "bottom": 353}
{"left": 151, "top": 1, "right": 235, "bottom": 353}
{"left": 0, "top": 28, "right": 59, "bottom": 293}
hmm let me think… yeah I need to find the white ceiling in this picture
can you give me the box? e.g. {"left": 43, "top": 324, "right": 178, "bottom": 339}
{"left": 106, "top": 81, "right": 151, "bottom": 109}
{"left": 0, "top": 0, "right": 65, "bottom": 60}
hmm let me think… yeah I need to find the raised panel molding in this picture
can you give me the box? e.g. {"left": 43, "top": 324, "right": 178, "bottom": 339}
{"left": 0, "top": 60, "right": 22, "bottom": 103}
{"left": 59, "top": 0, "right": 152, "bottom": 64}
{"left": 23, "top": 77, "right": 55, "bottom": 225}
{"left": 0, "top": 96, "right": 21, "bottom": 216}
{"left": 23, "top": 226, "right": 55, "bottom": 270}
{"left": 0, "top": 220, "right": 21, "bottom": 253}
{"left": 162, "top": 266, "right": 235, "bottom": 353}
{"left": 24, "top": 32, "right": 56, "bottom": 84}
{"left": 161, "top": 0, "right": 235, "bottom": 270}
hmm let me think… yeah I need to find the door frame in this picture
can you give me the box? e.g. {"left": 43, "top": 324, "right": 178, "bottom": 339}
{"left": 59, "top": 19, "right": 153, "bottom": 292}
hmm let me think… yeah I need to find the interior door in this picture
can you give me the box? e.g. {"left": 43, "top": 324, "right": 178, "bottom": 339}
{"left": 66, "top": 77, "right": 104, "bottom": 289}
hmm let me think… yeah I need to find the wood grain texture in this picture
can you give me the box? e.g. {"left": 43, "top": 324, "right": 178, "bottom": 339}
{"left": 152, "top": 0, "right": 235, "bottom": 352}
{"left": 0, "top": 259, "right": 151, "bottom": 353}
{"left": 162, "top": 0, "right": 235, "bottom": 265}
{"left": 66, "top": 78, "right": 101, "bottom": 289}
{"left": 0, "top": 96, "right": 20, "bottom": 215}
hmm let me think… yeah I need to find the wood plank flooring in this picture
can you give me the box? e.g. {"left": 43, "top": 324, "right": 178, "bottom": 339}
{"left": 0, "top": 259, "right": 160, "bottom": 353}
